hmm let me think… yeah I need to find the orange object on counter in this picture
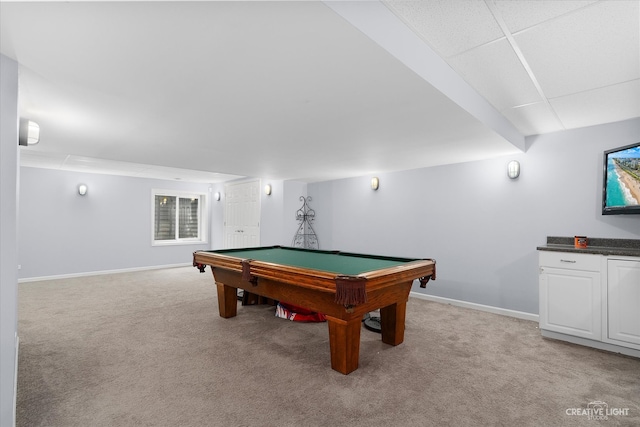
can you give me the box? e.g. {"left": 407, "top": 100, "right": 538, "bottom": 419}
{"left": 574, "top": 236, "right": 588, "bottom": 248}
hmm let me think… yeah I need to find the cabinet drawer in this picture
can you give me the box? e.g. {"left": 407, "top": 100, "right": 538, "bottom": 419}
{"left": 539, "top": 251, "right": 601, "bottom": 271}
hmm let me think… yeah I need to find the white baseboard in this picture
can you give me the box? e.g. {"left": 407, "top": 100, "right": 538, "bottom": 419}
{"left": 410, "top": 291, "right": 539, "bottom": 322}
{"left": 18, "top": 263, "right": 192, "bottom": 283}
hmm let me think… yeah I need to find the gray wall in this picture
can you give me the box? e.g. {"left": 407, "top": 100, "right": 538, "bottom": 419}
{"left": 18, "top": 173, "right": 309, "bottom": 278}
{"left": 209, "top": 182, "right": 226, "bottom": 250}
{"left": 0, "top": 54, "right": 19, "bottom": 427}
{"left": 308, "top": 118, "right": 640, "bottom": 315}
{"left": 18, "top": 168, "right": 213, "bottom": 279}
{"left": 260, "top": 180, "right": 285, "bottom": 246}
{"left": 260, "top": 179, "right": 310, "bottom": 247}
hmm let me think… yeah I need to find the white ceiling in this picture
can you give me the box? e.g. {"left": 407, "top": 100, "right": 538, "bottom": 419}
{"left": 1, "top": 0, "right": 638, "bottom": 183}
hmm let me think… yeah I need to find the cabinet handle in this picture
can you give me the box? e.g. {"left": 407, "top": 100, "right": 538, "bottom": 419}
{"left": 560, "top": 259, "right": 577, "bottom": 263}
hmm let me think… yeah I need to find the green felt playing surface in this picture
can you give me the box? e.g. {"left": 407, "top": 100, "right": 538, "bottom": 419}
{"left": 208, "top": 246, "right": 415, "bottom": 276}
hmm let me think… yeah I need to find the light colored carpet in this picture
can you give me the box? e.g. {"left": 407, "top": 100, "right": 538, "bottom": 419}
{"left": 17, "top": 266, "right": 640, "bottom": 426}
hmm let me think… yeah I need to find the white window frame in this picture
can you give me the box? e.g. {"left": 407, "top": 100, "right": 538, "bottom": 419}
{"left": 151, "top": 189, "right": 208, "bottom": 246}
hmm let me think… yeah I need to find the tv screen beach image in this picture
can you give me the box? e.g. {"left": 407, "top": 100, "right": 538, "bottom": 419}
{"left": 605, "top": 145, "right": 640, "bottom": 208}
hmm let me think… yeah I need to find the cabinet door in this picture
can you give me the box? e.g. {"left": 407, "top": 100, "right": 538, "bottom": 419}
{"left": 540, "top": 267, "right": 601, "bottom": 340}
{"left": 608, "top": 260, "right": 640, "bottom": 345}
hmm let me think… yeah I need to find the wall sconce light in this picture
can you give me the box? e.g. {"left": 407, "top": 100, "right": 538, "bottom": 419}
{"left": 371, "top": 177, "right": 379, "bottom": 190}
{"left": 264, "top": 184, "right": 272, "bottom": 196}
{"left": 214, "top": 192, "right": 221, "bottom": 201}
{"left": 507, "top": 161, "right": 520, "bottom": 179}
{"left": 78, "top": 184, "right": 88, "bottom": 196}
{"left": 18, "top": 119, "right": 40, "bottom": 146}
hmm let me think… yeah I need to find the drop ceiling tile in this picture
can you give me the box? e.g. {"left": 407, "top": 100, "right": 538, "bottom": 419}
{"left": 501, "top": 101, "right": 564, "bottom": 136}
{"left": 549, "top": 79, "right": 640, "bottom": 129}
{"left": 514, "top": 0, "right": 640, "bottom": 98}
{"left": 448, "top": 38, "right": 541, "bottom": 111}
{"left": 383, "top": 0, "right": 503, "bottom": 57}
{"left": 493, "top": 0, "right": 598, "bottom": 33}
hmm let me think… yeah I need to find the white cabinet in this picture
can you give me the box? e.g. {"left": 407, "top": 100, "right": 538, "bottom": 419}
{"left": 607, "top": 259, "right": 640, "bottom": 346}
{"left": 539, "top": 252, "right": 602, "bottom": 340}
{"left": 539, "top": 251, "right": 640, "bottom": 357}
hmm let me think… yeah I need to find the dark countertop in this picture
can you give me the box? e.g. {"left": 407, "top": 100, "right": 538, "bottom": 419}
{"left": 537, "top": 236, "right": 640, "bottom": 257}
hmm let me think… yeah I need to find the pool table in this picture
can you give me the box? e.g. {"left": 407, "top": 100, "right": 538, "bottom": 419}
{"left": 193, "top": 246, "right": 436, "bottom": 374}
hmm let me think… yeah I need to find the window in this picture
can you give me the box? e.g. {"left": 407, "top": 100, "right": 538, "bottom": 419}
{"left": 152, "top": 190, "right": 207, "bottom": 245}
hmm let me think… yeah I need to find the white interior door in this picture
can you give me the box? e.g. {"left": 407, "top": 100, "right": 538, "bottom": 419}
{"left": 223, "top": 180, "right": 261, "bottom": 248}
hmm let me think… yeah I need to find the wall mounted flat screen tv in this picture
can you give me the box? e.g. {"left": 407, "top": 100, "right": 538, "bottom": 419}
{"left": 602, "top": 142, "right": 640, "bottom": 215}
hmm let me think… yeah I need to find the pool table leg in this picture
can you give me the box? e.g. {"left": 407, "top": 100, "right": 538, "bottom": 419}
{"left": 326, "top": 317, "right": 361, "bottom": 375}
{"left": 216, "top": 283, "right": 238, "bottom": 318}
{"left": 380, "top": 301, "right": 406, "bottom": 346}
